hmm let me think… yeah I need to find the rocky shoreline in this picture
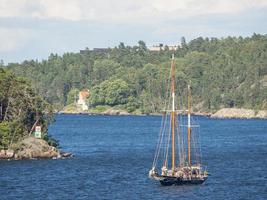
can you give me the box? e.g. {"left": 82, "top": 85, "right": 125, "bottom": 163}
{"left": 59, "top": 107, "right": 267, "bottom": 119}
{"left": 211, "top": 108, "right": 267, "bottom": 119}
{"left": 59, "top": 108, "right": 134, "bottom": 116}
{"left": 0, "top": 137, "right": 73, "bottom": 160}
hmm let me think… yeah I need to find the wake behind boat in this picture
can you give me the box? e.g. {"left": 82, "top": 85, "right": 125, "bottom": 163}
{"left": 149, "top": 55, "right": 209, "bottom": 186}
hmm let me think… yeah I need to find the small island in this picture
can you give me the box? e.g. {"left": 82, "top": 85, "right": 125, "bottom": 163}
{"left": 0, "top": 69, "right": 71, "bottom": 160}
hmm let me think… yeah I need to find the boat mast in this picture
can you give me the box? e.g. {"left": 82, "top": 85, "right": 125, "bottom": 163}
{"left": 187, "top": 84, "right": 191, "bottom": 166}
{"left": 171, "top": 54, "right": 176, "bottom": 171}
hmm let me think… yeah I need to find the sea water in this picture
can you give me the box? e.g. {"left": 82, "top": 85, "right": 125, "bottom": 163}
{"left": 0, "top": 115, "right": 267, "bottom": 200}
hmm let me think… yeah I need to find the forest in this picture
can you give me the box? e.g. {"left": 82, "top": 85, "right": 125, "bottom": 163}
{"left": 2, "top": 33, "right": 267, "bottom": 114}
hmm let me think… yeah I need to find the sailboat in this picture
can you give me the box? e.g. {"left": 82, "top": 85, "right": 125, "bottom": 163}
{"left": 149, "top": 55, "right": 208, "bottom": 186}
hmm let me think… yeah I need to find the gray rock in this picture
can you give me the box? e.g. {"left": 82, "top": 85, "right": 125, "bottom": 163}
{"left": 61, "top": 152, "right": 73, "bottom": 158}
{"left": 103, "top": 108, "right": 130, "bottom": 115}
{"left": 13, "top": 137, "right": 60, "bottom": 160}
{"left": 5, "top": 149, "right": 14, "bottom": 158}
{"left": 212, "top": 108, "right": 256, "bottom": 119}
{"left": 1, "top": 137, "right": 72, "bottom": 160}
{"left": 0, "top": 150, "right": 6, "bottom": 158}
{"left": 0, "top": 149, "right": 14, "bottom": 159}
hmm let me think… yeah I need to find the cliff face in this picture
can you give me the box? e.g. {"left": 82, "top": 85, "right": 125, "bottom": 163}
{"left": 0, "top": 137, "right": 72, "bottom": 160}
{"left": 211, "top": 108, "right": 267, "bottom": 119}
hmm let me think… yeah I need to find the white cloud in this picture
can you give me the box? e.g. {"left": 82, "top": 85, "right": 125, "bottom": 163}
{"left": 0, "top": 0, "right": 266, "bottom": 62}
{"left": 0, "top": 0, "right": 267, "bottom": 21}
{"left": 33, "top": 0, "right": 84, "bottom": 21}
{"left": 0, "top": 0, "right": 29, "bottom": 17}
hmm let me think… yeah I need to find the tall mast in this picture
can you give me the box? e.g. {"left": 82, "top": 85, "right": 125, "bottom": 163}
{"left": 171, "top": 54, "right": 176, "bottom": 171}
{"left": 187, "top": 84, "right": 191, "bottom": 166}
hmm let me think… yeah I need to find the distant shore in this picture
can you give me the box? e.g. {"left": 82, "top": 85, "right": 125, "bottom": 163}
{"left": 58, "top": 107, "right": 267, "bottom": 119}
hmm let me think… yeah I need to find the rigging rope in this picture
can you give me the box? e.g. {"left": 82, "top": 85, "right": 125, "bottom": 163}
{"left": 152, "top": 65, "right": 172, "bottom": 169}
{"left": 164, "top": 115, "right": 172, "bottom": 168}
{"left": 152, "top": 112, "right": 166, "bottom": 167}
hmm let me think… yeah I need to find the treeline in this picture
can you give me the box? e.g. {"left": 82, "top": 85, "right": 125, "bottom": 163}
{"left": 4, "top": 34, "right": 267, "bottom": 113}
{"left": 0, "top": 69, "right": 55, "bottom": 149}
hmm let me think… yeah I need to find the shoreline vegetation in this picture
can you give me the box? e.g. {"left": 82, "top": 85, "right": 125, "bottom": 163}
{"left": 59, "top": 106, "right": 267, "bottom": 119}
{"left": 0, "top": 69, "right": 72, "bottom": 160}
{"left": 4, "top": 34, "right": 267, "bottom": 119}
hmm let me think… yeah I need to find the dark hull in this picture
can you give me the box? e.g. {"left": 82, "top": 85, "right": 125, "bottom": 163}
{"left": 159, "top": 176, "right": 207, "bottom": 186}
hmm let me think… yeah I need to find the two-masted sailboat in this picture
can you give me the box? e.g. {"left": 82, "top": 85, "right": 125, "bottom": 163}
{"left": 149, "top": 55, "right": 208, "bottom": 186}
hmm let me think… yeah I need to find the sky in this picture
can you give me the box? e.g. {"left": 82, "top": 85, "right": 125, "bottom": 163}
{"left": 0, "top": 0, "right": 267, "bottom": 63}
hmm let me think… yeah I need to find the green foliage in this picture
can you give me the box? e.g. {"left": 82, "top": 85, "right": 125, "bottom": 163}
{"left": 0, "top": 122, "right": 10, "bottom": 149}
{"left": 0, "top": 68, "right": 54, "bottom": 149}
{"left": 125, "top": 96, "right": 139, "bottom": 113}
{"left": 4, "top": 35, "right": 267, "bottom": 113}
{"left": 92, "top": 59, "right": 121, "bottom": 85}
{"left": 90, "top": 79, "right": 131, "bottom": 106}
{"left": 89, "top": 105, "right": 111, "bottom": 113}
{"left": 66, "top": 88, "right": 79, "bottom": 105}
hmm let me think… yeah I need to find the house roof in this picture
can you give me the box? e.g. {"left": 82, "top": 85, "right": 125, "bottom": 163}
{"left": 79, "top": 90, "right": 89, "bottom": 99}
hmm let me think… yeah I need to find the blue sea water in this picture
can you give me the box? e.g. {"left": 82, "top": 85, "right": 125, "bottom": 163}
{"left": 0, "top": 115, "right": 267, "bottom": 200}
